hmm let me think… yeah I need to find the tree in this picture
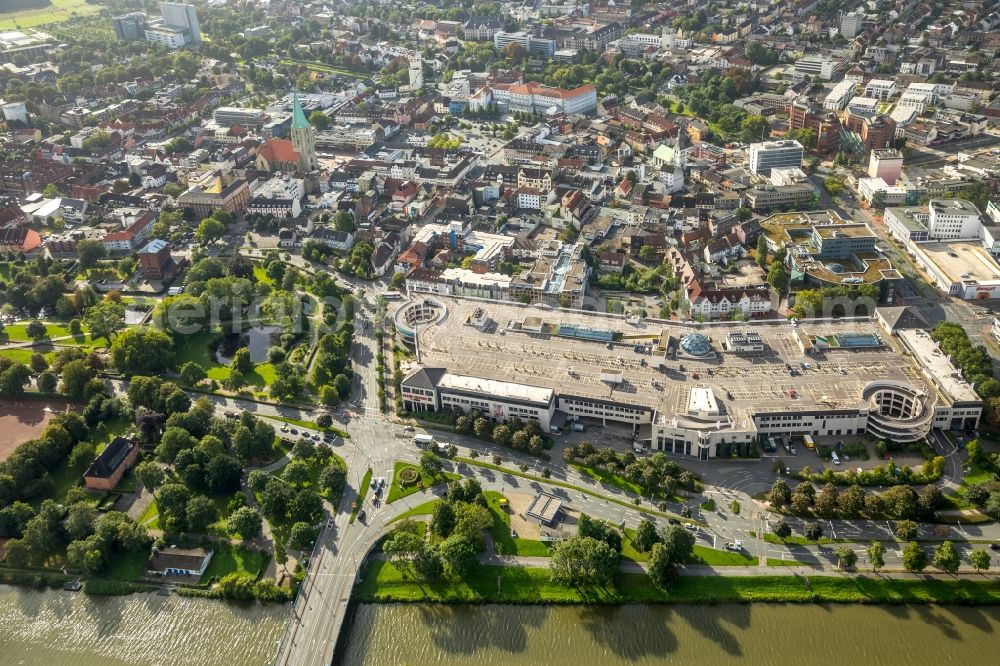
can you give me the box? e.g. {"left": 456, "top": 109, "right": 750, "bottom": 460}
{"left": 226, "top": 506, "right": 263, "bottom": 540}
{"left": 84, "top": 299, "right": 126, "bottom": 343}
{"left": 196, "top": 217, "right": 225, "bottom": 246}
{"left": 440, "top": 533, "right": 479, "bottom": 576}
{"left": 772, "top": 518, "right": 792, "bottom": 539}
{"left": 63, "top": 503, "right": 97, "bottom": 541}
{"left": 284, "top": 460, "right": 311, "bottom": 486}
{"left": 37, "top": 370, "right": 57, "bottom": 393}
{"left": 135, "top": 461, "right": 165, "bottom": 495}
{"left": 26, "top": 320, "right": 47, "bottom": 341}
{"left": 660, "top": 525, "right": 695, "bottom": 564}
{"left": 756, "top": 235, "right": 768, "bottom": 268}
{"left": 632, "top": 518, "right": 660, "bottom": 553}
{"left": 333, "top": 210, "right": 355, "bottom": 233}
{"left": 290, "top": 522, "right": 319, "bottom": 550}
{"left": 932, "top": 540, "right": 960, "bottom": 573}
{"left": 835, "top": 545, "right": 857, "bottom": 570}
{"left": 180, "top": 362, "right": 206, "bottom": 386}
{"left": 316, "top": 414, "right": 333, "bottom": 429}
{"left": 867, "top": 540, "right": 885, "bottom": 572}
{"left": 413, "top": 545, "right": 445, "bottom": 581}
{"left": 420, "top": 451, "right": 443, "bottom": 476}
{"left": 383, "top": 530, "right": 424, "bottom": 572}
{"left": 231, "top": 348, "right": 254, "bottom": 376}
{"left": 969, "top": 549, "right": 991, "bottom": 573}
{"left": 156, "top": 483, "right": 193, "bottom": 530}
{"left": 453, "top": 502, "right": 493, "bottom": 541}
{"left": 319, "top": 464, "right": 346, "bottom": 500}
{"left": 0, "top": 363, "right": 31, "bottom": 396}
{"left": 895, "top": 520, "right": 918, "bottom": 541}
{"left": 766, "top": 480, "right": 791, "bottom": 508}
{"left": 647, "top": 541, "right": 676, "bottom": 590}
{"left": 549, "top": 535, "right": 618, "bottom": 586}
{"left": 431, "top": 501, "right": 456, "bottom": 537}
{"left": 308, "top": 110, "right": 331, "bottom": 130}
{"left": 902, "top": 541, "right": 927, "bottom": 573}
{"left": 804, "top": 522, "right": 823, "bottom": 541}
{"left": 59, "top": 359, "right": 94, "bottom": 400}
{"left": 111, "top": 327, "right": 174, "bottom": 376}
{"left": 77, "top": 239, "right": 107, "bottom": 272}
{"left": 767, "top": 262, "right": 789, "bottom": 292}
{"left": 186, "top": 495, "right": 216, "bottom": 532}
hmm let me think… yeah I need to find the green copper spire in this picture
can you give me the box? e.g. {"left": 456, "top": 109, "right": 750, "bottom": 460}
{"left": 291, "top": 92, "right": 310, "bottom": 130}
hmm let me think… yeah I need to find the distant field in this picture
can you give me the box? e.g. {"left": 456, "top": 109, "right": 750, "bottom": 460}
{"left": 0, "top": 0, "right": 101, "bottom": 30}
{"left": 0, "top": 399, "right": 77, "bottom": 460}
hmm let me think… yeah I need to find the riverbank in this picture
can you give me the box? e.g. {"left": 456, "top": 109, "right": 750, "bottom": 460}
{"left": 356, "top": 560, "right": 1000, "bottom": 605}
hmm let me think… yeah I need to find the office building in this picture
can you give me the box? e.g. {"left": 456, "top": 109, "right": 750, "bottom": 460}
{"left": 748, "top": 139, "right": 804, "bottom": 176}
{"left": 840, "top": 11, "right": 864, "bottom": 38}
{"left": 793, "top": 55, "right": 842, "bottom": 80}
{"left": 868, "top": 149, "right": 903, "bottom": 185}
{"left": 159, "top": 2, "right": 200, "bottom": 44}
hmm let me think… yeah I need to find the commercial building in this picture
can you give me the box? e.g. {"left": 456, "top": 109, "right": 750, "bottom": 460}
{"left": 793, "top": 55, "right": 842, "bottom": 80}
{"left": 246, "top": 176, "right": 304, "bottom": 218}
{"left": 788, "top": 100, "right": 841, "bottom": 154}
{"left": 214, "top": 107, "right": 268, "bottom": 129}
{"left": 884, "top": 199, "right": 982, "bottom": 242}
{"left": 840, "top": 11, "right": 864, "bottom": 38}
{"left": 493, "top": 31, "right": 555, "bottom": 58}
{"left": 491, "top": 81, "right": 597, "bottom": 115}
{"left": 176, "top": 171, "right": 251, "bottom": 217}
{"left": 823, "top": 80, "right": 856, "bottom": 112}
{"left": 868, "top": 149, "right": 903, "bottom": 185}
{"left": 138, "top": 239, "right": 174, "bottom": 279}
{"left": 112, "top": 12, "right": 147, "bottom": 42}
{"left": 158, "top": 2, "right": 200, "bottom": 44}
{"left": 748, "top": 139, "right": 804, "bottom": 176}
{"left": 396, "top": 297, "right": 981, "bottom": 458}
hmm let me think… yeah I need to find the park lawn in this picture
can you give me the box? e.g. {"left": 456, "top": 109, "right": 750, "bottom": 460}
{"left": 766, "top": 557, "right": 803, "bottom": 567}
{"left": 357, "top": 561, "right": 1000, "bottom": 605}
{"left": 138, "top": 500, "right": 161, "bottom": 530}
{"left": 279, "top": 58, "right": 369, "bottom": 78}
{"left": 265, "top": 436, "right": 294, "bottom": 466}
{"left": 690, "top": 545, "right": 756, "bottom": 566}
{"left": 350, "top": 468, "right": 373, "bottom": 523}
{"left": 0, "top": 0, "right": 100, "bottom": 30}
{"left": 572, "top": 463, "right": 646, "bottom": 497}
{"left": 389, "top": 499, "right": 441, "bottom": 523}
{"left": 2, "top": 322, "right": 77, "bottom": 341}
{"left": 386, "top": 461, "right": 458, "bottom": 504}
{"left": 173, "top": 330, "right": 229, "bottom": 378}
{"left": 102, "top": 549, "right": 148, "bottom": 581}
{"left": 0, "top": 348, "right": 55, "bottom": 365}
{"left": 486, "top": 492, "right": 551, "bottom": 557}
{"left": 200, "top": 541, "right": 270, "bottom": 583}
{"left": 252, "top": 265, "right": 275, "bottom": 286}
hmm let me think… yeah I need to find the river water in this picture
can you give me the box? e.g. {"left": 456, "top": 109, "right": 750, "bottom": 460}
{"left": 0, "top": 586, "right": 287, "bottom": 665}
{"left": 4, "top": 586, "right": 1000, "bottom": 665}
{"left": 341, "top": 603, "right": 1000, "bottom": 665}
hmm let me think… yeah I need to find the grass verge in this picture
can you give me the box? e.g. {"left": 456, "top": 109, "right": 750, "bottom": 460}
{"left": 386, "top": 461, "right": 458, "bottom": 504}
{"left": 356, "top": 561, "right": 1000, "bottom": 605}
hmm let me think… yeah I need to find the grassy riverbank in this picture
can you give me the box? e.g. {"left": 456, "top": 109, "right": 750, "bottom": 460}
{"left": 356, "top": 560, "right": 1000, "bottom": 605}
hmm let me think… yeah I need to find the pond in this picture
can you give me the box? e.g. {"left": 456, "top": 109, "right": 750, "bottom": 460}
{"left": 215, "top": 325, "right": 282, "bottom": 365}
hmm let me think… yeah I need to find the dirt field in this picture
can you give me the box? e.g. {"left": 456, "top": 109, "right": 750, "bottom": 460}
{"left": 0, "top": 400, "right": 75, "bottom": 460}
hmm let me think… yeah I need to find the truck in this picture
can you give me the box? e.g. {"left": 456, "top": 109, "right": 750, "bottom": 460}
{"left": 413, "top": 434, "right": 435, "bottom": 448}
{"left": 570, "top": 422, "right": 585, "bottom": 433}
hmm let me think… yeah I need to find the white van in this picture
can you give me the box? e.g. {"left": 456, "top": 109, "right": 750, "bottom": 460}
{"left": 831, "top": 452, "right": 841, "bottom": 465}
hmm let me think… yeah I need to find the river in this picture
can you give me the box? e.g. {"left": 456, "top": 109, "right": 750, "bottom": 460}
{"left": 341, "top": 603, "right": 1000, "bottom": 665}
{"left": 0, "top": 586, "right": 287, "bottom": 665}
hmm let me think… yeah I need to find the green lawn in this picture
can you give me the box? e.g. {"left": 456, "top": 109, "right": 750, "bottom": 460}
{"left": 356, "top": 561, "right": 1000, "bottom": 605}
{"left": 200, "top": 541, "right": 270, "bottom": 583}
{"left": 0, "top": 0, "right": 100, "bottom": 30}
{"left": 253, "top": 265, "right": 275, "bottom": 286}
{"left": 102, "top": 549, "right": 148, "bottom": 581}
{"left": 0, "top": 348, "right": 55, "bottom": 365}
{"left": 486, "top": 492, "right": 552, "bottom": 557}
{"left": 456, "top": 457, "right": 691, "bottom": 524}
{"left": 386, "top": 461, "right": 458, "bottom": 504}
{"left": 174, "top": 330, "right": 228, "bottom": 378}
{"left": 2, "top": 322, "right": 79, "bottom": 341}
{"left": 763, "top": 533, "right": 851, "bottom": 546}
{"left": 389, "top": 499, "right": 442, "bottom": 523}
{"left": 350, "top": 468, "right": 372, "bottom": 523}
{"left": 279, "top": 58, "right": 370, "bottom": 78}
{"left": 138, "top": 499, "right": 161, "bottom": 530}
{"left": 620, "top": 529, "right": 755, "bottom": 566}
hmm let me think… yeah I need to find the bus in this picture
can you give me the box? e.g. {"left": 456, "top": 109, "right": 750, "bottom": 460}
{"left": 383, "top": 291, "right": 404, "bottom": 301}
{"left": 803, "top": 434, "right": 815, "bottom": 450}
{"left": 413, "top": 434, "right": 435, "bottom": 448}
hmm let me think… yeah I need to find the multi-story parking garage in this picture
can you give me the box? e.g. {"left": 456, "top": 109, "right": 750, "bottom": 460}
{"left": 397, "top": 297, "right": 981, "bottom": 459}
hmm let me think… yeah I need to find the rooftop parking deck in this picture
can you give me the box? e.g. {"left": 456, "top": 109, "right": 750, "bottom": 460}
{"left": 405, "top": 297, "right": 956, "bottom": 421}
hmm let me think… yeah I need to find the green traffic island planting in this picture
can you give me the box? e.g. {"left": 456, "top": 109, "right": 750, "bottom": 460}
{"left": 355, "top": 560, "right": 1000, "bottom": 605}
{"left": 350, "top": 468, "right": 374, "bottom": 523}
{"left": 386, "top": 461, "right": 460, "bottom": 504}
{"left": 453, "top": 456, "right": 694, "bottom": 525}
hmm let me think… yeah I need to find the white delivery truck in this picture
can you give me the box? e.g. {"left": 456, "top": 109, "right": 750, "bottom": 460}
{"left": 413, "top": 434, "right": 435, "bottom": 448}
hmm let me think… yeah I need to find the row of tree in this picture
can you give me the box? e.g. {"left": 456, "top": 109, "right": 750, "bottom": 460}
{"left": 766, "top": 478, "right": 946, "bottom": 521}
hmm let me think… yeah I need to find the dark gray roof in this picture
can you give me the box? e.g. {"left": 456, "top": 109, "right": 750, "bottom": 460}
{"left": 402, "top": 367, "right": 446, "bottom": 391}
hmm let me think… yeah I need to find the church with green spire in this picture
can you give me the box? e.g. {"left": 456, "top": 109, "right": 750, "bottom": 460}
{"left": 289, "top": 92, "right": 318, "bottom": 172}
{"left": 257, "top": 92, "right": 319, "bottom": 174}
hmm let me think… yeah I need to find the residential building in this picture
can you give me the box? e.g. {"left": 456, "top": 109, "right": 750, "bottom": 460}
{"left": 864, "top": 79, "right": 896, "bottom": 101}
{"left": 147, "top": 546, "right": 213, "bottom": 576}
{"left": 868, "top": 149, "right": 903, "bottom": 185}
{"left": 840, "top": 11, "right": 864, "bottom": 38}
{"left": 112, "top": 12, "right": 147, "bottom": 42}
{"left": 102, "top": 211, "right": 155, "bottom": 253}
{"left": 823, "top": 79, "right": 856, "bottom": 111}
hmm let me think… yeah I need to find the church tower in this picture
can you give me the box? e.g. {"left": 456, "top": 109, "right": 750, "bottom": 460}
{"left": 290, "top": 92, "right": 318, "bottom": 172}
{"left": 674, "top": 121, "right": 689, "bottom": 171}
